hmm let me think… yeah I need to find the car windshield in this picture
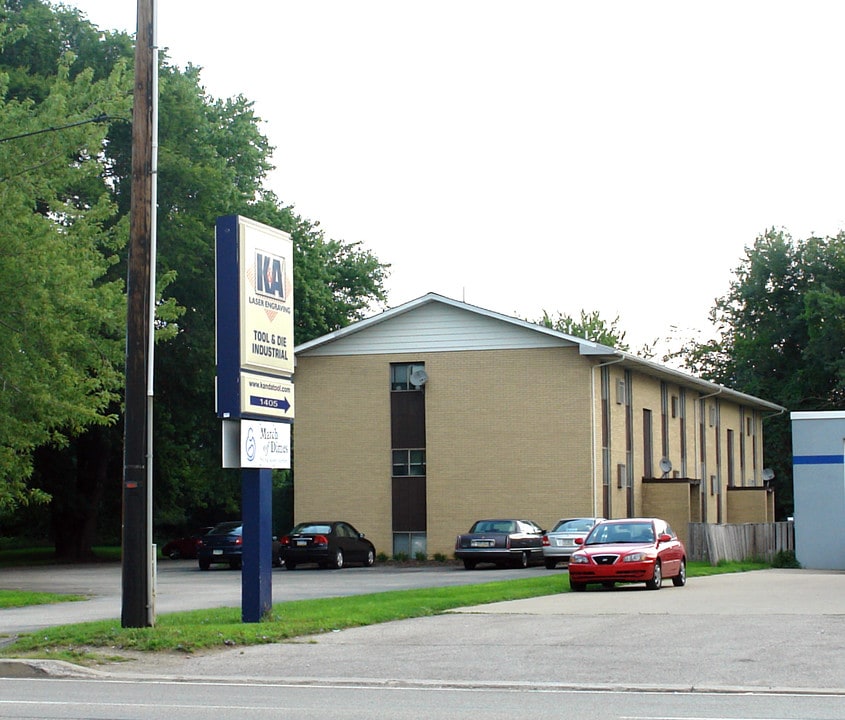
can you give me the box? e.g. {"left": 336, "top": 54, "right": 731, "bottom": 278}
{"left": 471, "top": 520, "right": 516, "bottom": 533}
{"left": 586, "top": 522, "right": 654, "bottom": 545}
{"left": 552, "top": 518, "right": 597, "bottom": 533}
{"left": 293, "top": 524, "right": 332, "bottom": 534}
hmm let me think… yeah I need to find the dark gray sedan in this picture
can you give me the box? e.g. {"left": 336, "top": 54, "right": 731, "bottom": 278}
{"left": 454, "top": 519, "right": 545, "bottom": 570}
{"left": 280, "top": 521, "right": 376, "bottom": 570}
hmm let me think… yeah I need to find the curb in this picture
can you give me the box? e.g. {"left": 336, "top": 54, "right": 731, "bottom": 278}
{"left": 0, "top": 659, "right": 105, "bottom": 679}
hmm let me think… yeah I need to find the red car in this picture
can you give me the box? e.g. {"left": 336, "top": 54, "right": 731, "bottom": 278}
{"left": 161, "top": 527, "right": 213, "bottom": 560}
{"left": 567, "top": 518, "right": 686, "bottom": 591}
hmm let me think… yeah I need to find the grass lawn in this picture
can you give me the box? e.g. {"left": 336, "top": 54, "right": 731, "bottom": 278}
{"left": 0, "top": 559, "right": 768, "bottom": 665}
{"left": 0, "top": 590, "right": 87, "bottom": 608}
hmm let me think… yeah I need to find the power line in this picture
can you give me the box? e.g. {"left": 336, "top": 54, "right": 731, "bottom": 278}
{"left": 0, "top": 113, "right": 121, "bottom": 143}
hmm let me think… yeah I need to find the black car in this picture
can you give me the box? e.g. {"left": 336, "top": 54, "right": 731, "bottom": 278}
{"left": 280, "top": 521, "right": 376, "bottom": 570}
{"left": 197, "top": 521, "right": 283, "bottom": 570}
{"left": 454, "top": 518, "right": 545, "bottom": 569}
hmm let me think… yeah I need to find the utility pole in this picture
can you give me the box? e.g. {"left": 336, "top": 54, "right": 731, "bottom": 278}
{"left": 122, "top": 0, "right": 155, "bottom": 628}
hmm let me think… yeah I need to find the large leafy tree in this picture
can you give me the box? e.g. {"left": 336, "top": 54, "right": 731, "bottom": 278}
{"left": 0, "top": 0, "right": 388, "bottom": 553}
{"left": 674, "top": 229, "right": 845, "bottom": 518}
{"left": 0, "top": 15, "right": 129, "bottom": 513}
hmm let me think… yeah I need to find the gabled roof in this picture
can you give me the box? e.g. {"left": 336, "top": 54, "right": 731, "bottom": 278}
{"left": 295, "top": 292, "right": 786, "bottom": 414}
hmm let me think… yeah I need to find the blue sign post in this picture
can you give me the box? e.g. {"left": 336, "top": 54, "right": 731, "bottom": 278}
{"left": 215, "top": 215, "right": 294, "bottom": 623}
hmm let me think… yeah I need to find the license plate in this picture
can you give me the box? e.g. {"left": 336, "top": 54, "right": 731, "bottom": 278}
{"left": 557, "top": 539, "right": 574, "bottom": 547}
{"left": 471, "top": 539, "right": 493, "bottom": 547}
{"left": 296, "top": 539, "right": 308, "bottom": 547}
{"left": 212, "top": 549, "right": 223, "bottom": 555}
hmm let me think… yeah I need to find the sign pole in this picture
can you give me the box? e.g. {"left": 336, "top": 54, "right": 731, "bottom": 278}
{"left": 241, "top": 468, "right": 273, "bottom": 622}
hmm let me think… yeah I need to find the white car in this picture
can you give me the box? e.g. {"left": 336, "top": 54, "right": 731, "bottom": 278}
{"left": 542, "top": 517, "right": 605, "bottom": 569}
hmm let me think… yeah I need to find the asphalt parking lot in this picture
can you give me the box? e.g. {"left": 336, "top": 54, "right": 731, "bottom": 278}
{"left": 2, "top": 564, "right": 845, "bottom": 693}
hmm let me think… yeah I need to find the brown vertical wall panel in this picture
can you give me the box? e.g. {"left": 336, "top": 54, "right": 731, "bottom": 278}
{"left": 391, "top": 392, "right": 426, "bottom": 448}
{"left": 392, "top": 477, "right": 427, "bottom": 531}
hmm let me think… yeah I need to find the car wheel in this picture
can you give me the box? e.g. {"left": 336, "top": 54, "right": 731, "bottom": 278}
{"left": 463, "top": 559, "right": 477, "bottom": 570}
{"left": 364, "top": 548, "right": 375, "bottom": 567}
{"left": 544, "top": 558, "right": 557, "bottom": 570}
{"left": 646, "top": 560, "right": 663, "bottom": 590}
{"left": 570, "top": 580, "right": 586, "bottom": 592}
{"left": 514, "top": 551, "right": 530, "bottom": 569}
{"left": 168, "top": 550, "right": 181, "bottom": 560}
{"left": 285, "top": 561, "right": 297, "bottom": 570}
{"left": 331, "top": 549, "right": 344, "bottom": 569}
{"left": 672, "top": 559, "right": 687, "bottom": 587}
{"left": 198, "top": 559, "right": 210, "bottom": 571}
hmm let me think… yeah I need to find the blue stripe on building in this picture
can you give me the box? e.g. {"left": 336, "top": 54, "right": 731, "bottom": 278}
{"left": 793, "top": 455, "right": 844, "bottom": 465}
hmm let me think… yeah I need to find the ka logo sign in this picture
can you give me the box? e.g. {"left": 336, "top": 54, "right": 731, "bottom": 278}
{"left": 255, "top": 250, "right": 286, "bottom": 301}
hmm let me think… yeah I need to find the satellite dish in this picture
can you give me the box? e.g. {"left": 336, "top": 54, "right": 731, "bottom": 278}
{"left": 409, "top": 369, "right": 428, "bottom": 387}
{"left": 659, "top": 457, "right": 672, "bottom": 476}
{"left": 762, "top": 468, "right": 775, "bottom": 481}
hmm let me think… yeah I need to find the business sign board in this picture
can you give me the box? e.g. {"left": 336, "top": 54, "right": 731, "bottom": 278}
{"left": 215, "top": 215, "right": 294, "bottom": 422}
{"left": 221, "top": 419, "right": 291, "bottom": 469}
{"left": 240, "top": 371, "right": 294, "bottom": 420}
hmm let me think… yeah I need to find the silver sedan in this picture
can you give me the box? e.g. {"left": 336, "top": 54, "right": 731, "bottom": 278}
{"left": 542, "top": 517, "right": 604, "bottom": 569}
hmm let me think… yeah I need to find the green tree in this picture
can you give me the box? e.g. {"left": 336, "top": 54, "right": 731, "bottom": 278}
{"left": 674, "top": 228, "right": 845, "bottom": 518}
{"left": 534, "top": 309, "right": 629, "bottom": 350}
{"left": 1, "top": 1, "right": 389, "bottom": 553}
{"left": 0, "top": 32, "right": 130, "bottom": 512}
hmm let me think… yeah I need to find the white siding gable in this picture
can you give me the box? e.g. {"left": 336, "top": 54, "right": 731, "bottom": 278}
{"left": 298, "top": 301, "right": 575, "bottom": 356}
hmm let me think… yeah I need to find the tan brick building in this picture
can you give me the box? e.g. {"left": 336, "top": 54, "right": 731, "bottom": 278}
{"left": 293, "top": 294, "right": 785, "bottom": 558}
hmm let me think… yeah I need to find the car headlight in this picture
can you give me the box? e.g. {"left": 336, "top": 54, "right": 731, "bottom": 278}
{"left": 569, "top": 554, "right": 589, "bottom": 564}
{"left": 623, "top": 552, "right": 646, "bottom": 562}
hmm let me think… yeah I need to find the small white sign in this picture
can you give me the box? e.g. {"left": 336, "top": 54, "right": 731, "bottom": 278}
{"left": 241, "top": 419, "right": 291, "bottom": 469}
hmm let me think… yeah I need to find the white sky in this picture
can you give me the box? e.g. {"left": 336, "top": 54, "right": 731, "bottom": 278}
{"left": 65, "top": 1, "right": 845, "bottom": 352}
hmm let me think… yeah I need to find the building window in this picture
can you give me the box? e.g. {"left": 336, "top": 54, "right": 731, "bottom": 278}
{"left": 617, "top": 463, "right": 627, "bottom": 488}
{"left": 391, "top": 363, "right": 426, "bottom": 391}
{"left": 392, "top": 449, "right": 426, "bottom": 476}
{"left": 615, "top": 379, "right": 626, "bottom": 405}
{"left": 746, "top": 416, "right": 754, "bottom": 436}
{"left": 393, "top": 532, "right": 427, "bottom": 558}
{"left": 671, "top": 395, "right": 679, "bottom": 418}
{"left": 709, "top": 405, "right": 717, "bottom": 427}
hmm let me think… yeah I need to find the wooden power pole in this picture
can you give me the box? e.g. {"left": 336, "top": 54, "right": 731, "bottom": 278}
{"left": 122, "top": 0, "right": 155, "bottom": 628}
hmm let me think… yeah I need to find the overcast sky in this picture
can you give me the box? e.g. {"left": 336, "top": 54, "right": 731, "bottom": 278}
{"left": 66, "top": 1, "right": 845, "bottom": 352}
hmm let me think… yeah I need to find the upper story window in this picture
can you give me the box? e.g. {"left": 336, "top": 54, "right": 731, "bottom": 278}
{"left": 391, "top": 363, "right": 426, "bottom": 391}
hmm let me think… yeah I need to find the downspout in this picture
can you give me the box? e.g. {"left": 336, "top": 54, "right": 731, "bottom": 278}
{"left": 591, "top": 355, "right": 624, "bottom": 516}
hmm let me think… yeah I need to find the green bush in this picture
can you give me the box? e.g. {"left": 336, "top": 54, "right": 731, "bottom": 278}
{"left": 432, "top": 553, "right": 448, "bottom": 562}
{"left": 772, "top": 549, "right": 801, "bottom": 568}
{"left": 392, "top": 552, "right": 409, "bottom": 562}
{"left": 414, "top": 551, "right": 428, "bottom": 562}
{"left": 376, "top": 552, "right": 389, "bottom": 563}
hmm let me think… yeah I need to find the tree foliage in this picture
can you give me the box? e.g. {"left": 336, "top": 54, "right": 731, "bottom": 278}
{"left": 534, "top": 309, "right": 629, "bottom": 350}
{"left": 0, "top": 15, "right": 129, "bottom": 511}
{"left": 673, "top": 228, "right": 845, "bottom": 517}
{"left": 0, "top": 1, "right": 389, "bottom": 549}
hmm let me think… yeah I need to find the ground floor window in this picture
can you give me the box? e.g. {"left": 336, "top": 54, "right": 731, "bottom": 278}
{"left": 393, "top": 532, "right": 426, "bottom": 558}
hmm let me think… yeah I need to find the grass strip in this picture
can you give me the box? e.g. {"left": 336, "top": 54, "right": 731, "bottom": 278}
{"left": 0, "top": 560, "right": 768, "bottom": 662}
{"left": 0, "top": 590, "right": 87, "bottom": 609}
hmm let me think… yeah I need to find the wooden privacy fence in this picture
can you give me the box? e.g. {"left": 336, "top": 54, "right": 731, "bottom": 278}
{"left": 686, "top": 522, "right": 795, "bottom": 565}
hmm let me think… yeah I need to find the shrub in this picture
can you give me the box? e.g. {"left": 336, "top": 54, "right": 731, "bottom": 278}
{"left": 376, "top": 552, "right": 389, "bottom": 563}
{"left": 414, "top": 551, "right": 428, "bottom": 562}
{"left": 432, "top": 553, "right": 448, "bottom": 562}
{"left": 392, "top": 552, "right": 409, "bottom": 562}
{"left": 772, "top": 549, "right": 801, "bottom": 568}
